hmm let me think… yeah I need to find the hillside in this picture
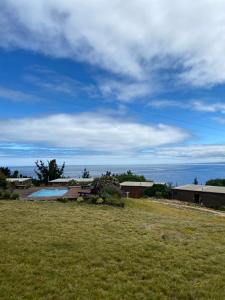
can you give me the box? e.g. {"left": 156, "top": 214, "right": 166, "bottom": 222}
{"left": 0, "top": 199, "right": 225, "bottom": 299}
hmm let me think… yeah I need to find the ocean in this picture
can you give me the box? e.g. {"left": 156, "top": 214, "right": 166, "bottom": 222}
{"left": 10, "top": 163, "right": 225, "bottom": 186}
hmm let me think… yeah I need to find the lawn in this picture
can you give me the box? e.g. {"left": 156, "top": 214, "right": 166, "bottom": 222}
{"left": 1, "top": 199, "right": 225, "bottom": 300}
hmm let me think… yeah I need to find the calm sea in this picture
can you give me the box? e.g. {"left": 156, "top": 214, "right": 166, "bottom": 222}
{"left": 9, "top": 163, "right": 225, "bottom": 186}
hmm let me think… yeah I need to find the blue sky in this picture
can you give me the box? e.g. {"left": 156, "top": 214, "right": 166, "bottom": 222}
{"left": 1, "top": 0, "right": 225, "bottom": 166}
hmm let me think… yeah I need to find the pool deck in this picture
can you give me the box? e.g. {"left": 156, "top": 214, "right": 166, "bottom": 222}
{"left": 15, "top": 186, "right": 91, "bottom": 201}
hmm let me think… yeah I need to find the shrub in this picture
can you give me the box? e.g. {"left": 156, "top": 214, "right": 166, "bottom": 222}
{"left": 96, "top": 197, "right": 104, "bottom": 204}
{"left": 105, "top": 196, "right": 125, "bottom": 208}
{"left": 206, "top": 179, "right": 225, "bottom": 186}
{"left": 0, "top": 172, "right": 7, "bottom": 190}
{"left": 92, "top": 175, "right": 120, "bottom": 195}
{"left": 155, "top": 191, "right": 163, "bottom": 198}
{"left": 101, "top": 184, "right": 122, "bottom": 199}
{"left": 77, "top": 196, "right": 84, "bottom": 203}
{"left": 144, "top": 184, "right": 170, "bottom": 199}
{"left": 32, "top": 179, "right": 41, "bottom": 187}
{"left": 101, "top": 184, "right": 124, "bottom": 207}
{"left": 115, "top": 170, "right": 147, "bottom": 183}
{"left": 10, "top": 193, "right": 20, "bottom": 200}
{"left": 68, "top": 180, "right": 78, "bottom": 186}
{"left": 2, "top": 190, "right": 11, "bottom": 199}
{"left": 57, "top": 197, "right": 70, "bottom": 203}
{"left": 84, "top": 195, "right": 98, "bottom": 204}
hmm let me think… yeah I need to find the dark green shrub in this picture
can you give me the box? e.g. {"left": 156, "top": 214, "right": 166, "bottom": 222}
{"left": 105, "top": 196, "right": 125, "bottom": 207}
{"left": 101, "top": 184, "right": 122, "bottom": 199}
{"left": 68, "top": 180, "right": 78, "bottom": 186}
{"left": 32, "top": 179, "right": 41, "bottom": 187}
{"left": 2, "top": 190, "right": 11, "bottom": 199}
{"left": 155, "top": 191, "right": 163, "bottom": 198}
{"left": 0, "top": 172, "right": 7, "bottom": 190}
{"left": 101, "top": 184, "right": 124, "bottom": 207}
{"left": 84, "top": 195, "right": 98, "bottom": 204}
{"left": 57, "top": 197, "right": 70, "bottom": 203}
{"left": 144, "top": 184, "right": 170, "bottom": 199}
{"left": 115, "top": 170, "right": 147, "bottom": 183}
{"left": 92, "top": 175, "right": 120, "bottom": 195}
{"left": 206, "top": 179, "right": 225, "bottom": 186}
{"left": 10, "top": 193, "right": 20, "bottom": 200}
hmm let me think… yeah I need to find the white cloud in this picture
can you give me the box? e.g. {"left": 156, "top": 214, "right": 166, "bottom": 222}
{"left": 0, "top": 85, "right": 42, "bottom": 102}
{"left": 191, "top": 101, "right": 225, "bottom": 113}
{"left": 153, "top": 144, "right": 225, "bottom": 160}
{"left": 1, "top": 0, "right": 225, "bottom": 87}
{"left": 0, "top": 113, "right": 188, "bottom": 152}
{"left": 98, "top": 79, "right": 152, "bottom": 102}
{"left": 148, "top": 99, "right": 225, "bottom": 114}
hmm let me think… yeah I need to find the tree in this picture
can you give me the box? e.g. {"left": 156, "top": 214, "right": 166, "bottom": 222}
{"left": 115, "top": 170, "right": 147, "bottom": 183}
{"left": 144, "top": 184, "right": 171, "bottom": 199}
{"left": 0, "top": 167, "right": 11, "bottom": 177}
{"left": 91, "top": 174, "right": 120, "bottom": 196}
{"left": 0, "top": 172, "right": 7, "bottom": 189}
{"left": 0, "top": 167, "right": 24, "bottom": 178}
{"left": 82, "top": 168, "right": 90, "bottom": 178}
{"left": 193, "top": 177, "right": 198, "bottom": 185}
{"left": 206, "top": 178, "right": 225, "bottom": 186}
{"left": 35, "top": 159, "right": 65, "bottom": 184}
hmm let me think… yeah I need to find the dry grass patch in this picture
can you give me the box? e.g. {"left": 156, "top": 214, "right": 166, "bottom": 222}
{"left": 0, "top": 199, "right": 225, "bottom": 299}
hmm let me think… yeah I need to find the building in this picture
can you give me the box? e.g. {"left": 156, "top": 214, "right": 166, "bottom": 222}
{"left": 7, "top": 178, "right": 32, "bottom": 188}
{"left": 49, "top": 178, "right": 94, "bottom": 186}
{"left": 172, "top": 184, "right": 225, "bottom": 209}
{"left": 120, "top": 181, "right": 154, "bottom": 198}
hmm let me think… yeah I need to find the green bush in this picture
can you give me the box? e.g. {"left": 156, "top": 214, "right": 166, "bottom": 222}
{"left": 2, "top": 190, "right": 11, "bottom": 199}
{"left": 101, "top": 184, "right": 122, "bottom": 199}
{"left": 84, "top": 195, "right": 98, "bottom": 204}
{"left": 0, "top": 172, "right": 7, "bottom": 190}
{"left": 105, "top": 196, "right": 125, "bottom": 208}
{"left": 206, "top": 179, "right": 225, "bottom": 186}
{"left": 32, "top": 179, "right": 41, "bottom": 187}
{"left": 101, "top": 184, "right": 124, "bottom": 207}
{"left": 77, "top": 196, "right": 84, "bottom": 203}
{"left": 92, "top": 175, "right": 120, "bottom": 195}
{"left": 96, "top": 197, "right": 104, "bottom": 204}
{"left": 57, "top": 197, "right": 70, "bottom": 203}
{"left": 68, "top": 180, "right": 78, "bottom": 186}
{"left": 144, "top": 184, "right": 170, "bottom": 199}
{"left": 115, "top": 170, "right": 147, "bottom": 183}
{"left": 10, "top": 193, "right": 20, "bottom": 200}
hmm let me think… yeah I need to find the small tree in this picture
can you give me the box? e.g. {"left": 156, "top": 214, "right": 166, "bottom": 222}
{"left": 92, "top": 174, "right": 120, "bottom": 196}
{"left": 144, "top": 184, "right": 170, "bottom": 199}
{"left": 0, "top": 167, "right": 11, "bottom": 177}
{"left": 0, "top": 172, "right": 7, "bottom": 190}
{"left": 115, "top": 170, "right": 147, "bottom": 183}
{"left": 193, "top": 177, "right": 198, "bottom": 185}
{"left": 82, "top": 168, "right": 90, "bottom": 178}
{"left": 35, "top": 159, "right": 65, "bottom": 184}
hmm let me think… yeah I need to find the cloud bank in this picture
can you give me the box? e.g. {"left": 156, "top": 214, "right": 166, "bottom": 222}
{"left": 1, "top": 0, "right": 225, "bottom": 87}
{"left": 0, "top": 113, "right": 188, "bottom": 152}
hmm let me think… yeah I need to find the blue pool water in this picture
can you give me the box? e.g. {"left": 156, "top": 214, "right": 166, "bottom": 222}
{"left": 29, "top": 188, "right": 68, "bottom": 198}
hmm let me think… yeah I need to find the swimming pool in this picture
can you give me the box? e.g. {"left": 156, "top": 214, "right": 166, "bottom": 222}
{"left": 28, "top": 188, "right": 68, "bottom": 198}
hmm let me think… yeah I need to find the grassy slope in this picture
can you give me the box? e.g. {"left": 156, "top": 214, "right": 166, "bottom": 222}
{"left": 0, "top": 199, "right": 225, "bottom": 300}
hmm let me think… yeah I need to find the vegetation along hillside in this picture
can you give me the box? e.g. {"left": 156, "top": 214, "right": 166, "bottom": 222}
{"left": 0, "top": 199, "right": 225, "bottom": 299}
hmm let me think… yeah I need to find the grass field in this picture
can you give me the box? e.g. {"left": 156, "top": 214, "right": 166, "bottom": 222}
{"left": 1, "top": 199, "right": 225, "bottom": 300}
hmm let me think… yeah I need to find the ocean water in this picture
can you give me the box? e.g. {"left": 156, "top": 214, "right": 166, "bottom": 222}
{"left": 10, "top": 163, "right": 225, "bottom": 186}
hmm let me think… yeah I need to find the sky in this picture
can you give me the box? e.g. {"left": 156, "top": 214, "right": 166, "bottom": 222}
{"left": 1, "top": 0, "right": 225, "bottom": 166}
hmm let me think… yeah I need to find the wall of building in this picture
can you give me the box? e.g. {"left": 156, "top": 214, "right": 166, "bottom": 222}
{"left": 172, "top": 189, "right": 225, "bottom": 209}
{"left": 121, "top": 186, "right": 145, "bottom": 198}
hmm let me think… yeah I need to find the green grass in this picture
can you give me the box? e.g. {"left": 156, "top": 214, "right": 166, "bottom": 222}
{"left": 1, "top": 199, "right": 225, "bottom": 299}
